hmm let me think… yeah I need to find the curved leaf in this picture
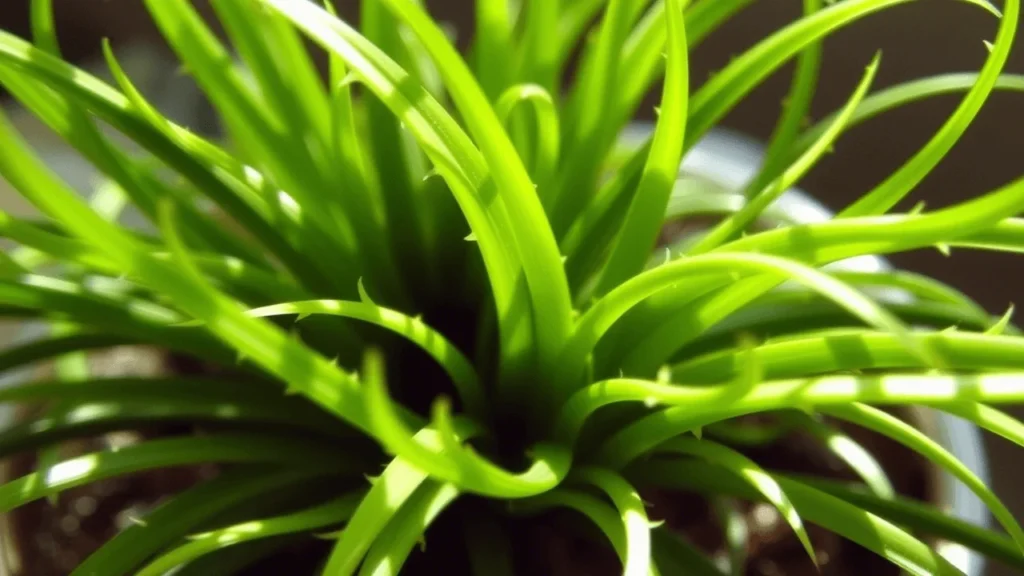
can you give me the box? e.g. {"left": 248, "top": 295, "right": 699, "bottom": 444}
{"left": 322, "top": 440, "right": 432, "bottom": 575}
{"left": 563, "top": 251, "right": 934, "bottom": 386}
{"left": 296, "top": 0, "right": 574, "bottom": 365}
{"left": 0, "top": 434, "right": 352, "bottom": 514}
{"left": 495, "top": 84, "right": 561, "bottom": 187}
{"left": 71, "top": 468, "right": 320, "bottom": 576}
{"left": 568, "top": 371, "right": 1024, "bottom": 466}
{"left": 688, "top": 52, "right": 878, "bottom": 254}
{"left": 672, "top": 330, "right": 1024, "bottom": 384}
{"left": 820, "top": 402, "right": 1024, "bottom": 552}
{"left": 360, "top": 349, "right": 569, "bottom": 498}
{"left": 634, "top": 460, "right": 965, "bottom": 576}
{"left": 137, "top": 491, "right": 362, "bottom": 576}
{"left": 658, "top": 438, "right": 817, "bottom": 567}
{"left": 0, "top": 33, "right": 326, "bottom": 290}
{"left": 686, "top": 0, "right": 998, "bottom": 144}
{"left": 746, "top": 0, "right": 824, "bottom": 196}
{"left": 236, "top": 299, "right": 483, "bottom": 416}
{"left": 357, "top": 480, "right": 460, "bottom": 576}
{"left": 513, "top": 489, "right": 629, "bottom": 563}
{"left": 939, "top": 403, "right": 1024, "bottom": 449}
{"left": 840, "top": 0, "right": 1018, "bottom": 216}
{"left": 593, "top": 0, "right": 689, "bottom": 295}
{"left": 572, "top": 468, "right": 652, "bottom": 576}
{"left": 789, "top": 412, "right": 895, "bottom": 498}
{"left": 794, "top": 73, "right": 1024, "bottom": 157}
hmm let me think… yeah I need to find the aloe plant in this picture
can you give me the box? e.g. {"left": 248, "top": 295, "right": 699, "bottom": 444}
{"left": 0, "top": 0, "right": 1023, "bottom": 573}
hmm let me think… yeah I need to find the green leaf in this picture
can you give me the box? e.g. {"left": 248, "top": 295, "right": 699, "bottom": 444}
{"left": 0, "top": 333, "right": 128, "bottom": 374}
{"left": 562, "top": 251, "right": 933, "bottom": 389}
{"left": 0, "top": 36, "right": 328, "bottom": 290}
{"left": 672, "top": 330, "right": 1024, "bottom": 384}
{"left": 634, "top": 460, "right": 965, "bottom": 576}
{"left": 152, "top": 199, "right": 379, "bottom": 433}
{"left": 359, "top": 0, "right": 437, "bottom": 303}
{"left": 686, "top": 0, "right": 998, "bottom": 146}
{"left": 253, "top": 0, "right": 532, "bottom": 376}
{"left": 579, "top": 371, "right": 1024, "bottom": 467}
{"left": 651, "top": 527, "right": 725, "bottom": 576}
{"left": 29, "top": 0, "right": 59, "bottom": 56}
{"left": 322, "top": 435, "right": 433, "bottom": 575}
{"left": 555, "top": 0, "right": 606, "bottom": 70}
{"left": 785, "top": 412, "right": 895, "bottom": 498}
{"left": 793, "top": 73, "right": 1024, "bottom": 158}
{"left": 513, "top": 489, "right": 630, "bottom": 563}
{"left": 747, "top": 0, "right": 824, "bottom": 197}
{"left": 357, "top": 480, "right": 460, "bottom": 576}
{"left": 0, "top": 277, "right": 231, "bottom": 364}
{"left": 572, "top": 468, "right": 652, "bottom": 576}
{"left": 687, "top": 52, "right": 879, "bottom": 254}
{"left": 71, "top": 468, "right": 321, "bottom": 576}
{"left": 474, "top": 0, "right": 517, "bottom": 99}
{"left": 986, "top": 304, "right": 1015, "bottom": 335}
{"left": 495, "top": 84, "right": 561, "bottom": 189}
{"left": 144, "top": 0, "right": 368, "bottom": 299}
{"left": 593, "top": 0, "right": 689, "bottom": 295}
{"left": 618, "top": 177, "right": 1024, "bottom": 379}
{"left": 0, "top": 434, "right": 353, "bottom": 514}
{"left": 0, "top": 400, "right": 342, "bottom": 459}
{"left": 550, "top": 0, "right": 646, "bottom": 234}
{"left": 353, "top": 0, "right": 574, "bottom": 369}
{"left": 516, "top": 0, "right": 560, "bottom": 93}
{"left": 792, "top": 474, "right": 1024, "bottom": 572}
{"left": 821, "top": 403, "right": 1024, "bottom": 553}
{"left": 611, "top": 0, "right": 755, "bottom": 139}
{"left": 840, "top": 0, "right": 1019, "bottom": 216}
{"left": 360, "top": 349, "right": 569, "bottom": 498}
{"left": 939, "top": 403, "right": 1024, "bottom": 449}
{"left": 167, "top": 537, "right": 300, "bottom": 576}
{"left": 136, "top": 491, "right": 364, "bottom": 576}
{"left": 223, "top": 299, "right": 483, "bottom": 417}
{"left": 659, "top": 438, "right": 817, "bottom": 568}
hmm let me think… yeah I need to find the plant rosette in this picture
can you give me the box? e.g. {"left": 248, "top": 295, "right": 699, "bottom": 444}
{"left": 1, "top": 0, "right": 1024, "bottom": 575}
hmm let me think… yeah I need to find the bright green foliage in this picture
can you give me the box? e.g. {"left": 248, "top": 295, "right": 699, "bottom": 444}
{"left": 0, "top": 0, "right": 1021, "bottom": 574}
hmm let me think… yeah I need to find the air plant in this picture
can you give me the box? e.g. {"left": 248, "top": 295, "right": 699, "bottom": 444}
{"left": 0, "top": 0, "right": 1023, "bottom": 574}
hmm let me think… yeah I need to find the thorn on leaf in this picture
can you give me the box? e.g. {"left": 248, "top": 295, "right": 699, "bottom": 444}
{"left": 357, "top": 277, "right": 375, "bottom": 305}
{"left": 656, "top": 365, "right": 672, "bottom": 384}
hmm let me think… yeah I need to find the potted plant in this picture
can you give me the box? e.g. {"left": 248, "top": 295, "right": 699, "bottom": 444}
{"left": 0, "top": 0, "right": 1023, "bottom": 574}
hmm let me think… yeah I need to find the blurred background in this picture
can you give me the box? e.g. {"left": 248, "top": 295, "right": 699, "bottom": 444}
{"left": 0, "top": 2, "right": 1021, "bottom": 574}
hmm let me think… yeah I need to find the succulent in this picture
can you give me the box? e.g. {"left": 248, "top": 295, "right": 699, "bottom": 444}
{"left": 0, "top": 0, "right": 1023, "bottom": 574}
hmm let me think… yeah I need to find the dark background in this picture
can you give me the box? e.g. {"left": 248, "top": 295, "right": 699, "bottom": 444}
{"left": 0, "top": 2, "right": 1021, "bottom": 574}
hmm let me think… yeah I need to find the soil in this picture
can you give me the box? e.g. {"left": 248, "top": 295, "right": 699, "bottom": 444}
{"left": 1, "top": 348, "right": 935, "bottom": 575}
